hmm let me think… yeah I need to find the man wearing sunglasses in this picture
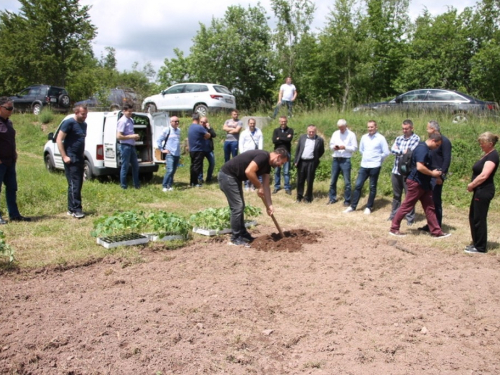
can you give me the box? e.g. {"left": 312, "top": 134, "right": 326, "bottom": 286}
{"left": 0, "top": 97, "right": 31, "bottom": 224}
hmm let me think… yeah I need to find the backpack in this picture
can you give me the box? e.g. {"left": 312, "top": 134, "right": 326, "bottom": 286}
{"left": 159, "top": 127, "right": 171, "bottom": 160}
{"left": 398, "top": 150, "right": 413, "bottom": 177}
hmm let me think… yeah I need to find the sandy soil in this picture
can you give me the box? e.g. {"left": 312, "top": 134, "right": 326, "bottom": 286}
{"left": 1, "top": 226, "right": 500, "bottom": 374}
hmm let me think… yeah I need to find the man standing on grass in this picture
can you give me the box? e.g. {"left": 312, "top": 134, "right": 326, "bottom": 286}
{"left": 199, "top": 116, "right": 217, "bottom": 184}
{"left": 418, "top": 120, "right": 452, "bottom": 233}
{"left": 117, "top": 103, "right": 141, "bottom": 190}
{"left": 272, "top": 77, "right": 297, "bottom": 119}
{"left": 219, "top": 148, "right": 289, "bottom": 247}
{"left": 344, "top": 120, "right": 390, "bottom": 214}
{"left": 157, "top": 116, "right": 181, "bottom": 192}
{"left": 56, "top": 104, "right": 88, "bottom": 219}
{"left": 388, "top": 119, "right": 420, "bottom": 225}
{"left": 0, "top": 97, "right": 31, "bottom": 224}
{"left": 187, "top": 113, "right": 211, "bottom": 187}
{"left": 327, "top": 119, "right": 358, "bottom": 207}
{"left": 390, "top": 132, "right": 451, "bottom": 238}
{"left": 222, "top": 110, "right": 243, "bottom": 162}
{"left": 294, "top": 125, "right": 325, "bottom": 203}
{"left": 272, "top": 116, "right": 294, "bottom": 195}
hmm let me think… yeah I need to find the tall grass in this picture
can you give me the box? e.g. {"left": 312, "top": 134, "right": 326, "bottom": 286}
{"left": 1, "top": 108, "right": 498, "bottom": 268}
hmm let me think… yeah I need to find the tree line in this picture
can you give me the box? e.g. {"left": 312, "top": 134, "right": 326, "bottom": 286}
{"left": 1, "top": 0, "right": 500, "bottom": 110}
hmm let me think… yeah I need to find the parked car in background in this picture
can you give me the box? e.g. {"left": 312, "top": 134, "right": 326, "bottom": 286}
{"left": 353, "top": 89, "right": 499, "bottom": 123}
{"left": 75, "top": 88, "right": 138, "bottom": 111}
{"left": 9, "top": 84, "right": 70, "bottom": 115}
{"left": 142, "top": 83, "right": 236, "bottom": 116}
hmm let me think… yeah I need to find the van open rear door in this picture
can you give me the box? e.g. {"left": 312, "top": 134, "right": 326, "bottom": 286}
{"left": 103, "top": 112, "right": 119, "bottom": 168}
{"left": 150, "top": 112, "right": 170, "bottom": 164}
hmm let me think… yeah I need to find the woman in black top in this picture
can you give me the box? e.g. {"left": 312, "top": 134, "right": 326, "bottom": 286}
{"left": 465, "top": 132, "right": 499, "bottom": 253}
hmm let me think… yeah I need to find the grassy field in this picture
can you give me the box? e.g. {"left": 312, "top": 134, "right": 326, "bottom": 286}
{"left": 1, "top": 108, "right": 499, "bottom": 268}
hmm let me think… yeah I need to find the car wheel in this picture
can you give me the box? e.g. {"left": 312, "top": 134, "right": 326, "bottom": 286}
{"left": 452, "top": 112, "right": 468, "bottom": 123}
{"left": 83, "top": 160, "right": 94, "bottom": 181}
{"left": 59, "top": 94, "right": 70, "bottom": 108}
{"left": 33, "top": 104, "right": 42, "bottom": 115}
{"left": 44, "top": 153, "right": 55, "bottom": 172}
{"left": 194, "top": 104, "right": 208, "bottom": 116}
{"left": 146, "top": 103, "right": 157, "bottom": 113}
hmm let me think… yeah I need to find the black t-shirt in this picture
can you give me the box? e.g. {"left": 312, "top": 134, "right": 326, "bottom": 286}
{"left": 59, "top": 117, "right": 87, "bottom": 162}
{"left": 408, "top": 142, "right": 432, "bottom": 190}
{"left": 471, "top": 149, "right": 499, "bottom": 188}
{"left": 220, "top": 150, "right": 271, "bottom": 181}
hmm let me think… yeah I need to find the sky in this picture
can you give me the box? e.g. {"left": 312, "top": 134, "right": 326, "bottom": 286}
{"left": 3, "top": 0, "right": 479, "bottom": 77}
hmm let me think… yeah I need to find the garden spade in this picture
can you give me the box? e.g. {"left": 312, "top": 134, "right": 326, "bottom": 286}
{"left": 261, "top": 197, "right": 284, "bottom": 238}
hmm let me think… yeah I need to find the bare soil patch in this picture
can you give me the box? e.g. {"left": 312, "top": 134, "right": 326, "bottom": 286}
{"left": 1, "top": 226, "right": 500, "bottom": 374}
{"left": 251, "top": 229, "right": 320, "bottom": 252}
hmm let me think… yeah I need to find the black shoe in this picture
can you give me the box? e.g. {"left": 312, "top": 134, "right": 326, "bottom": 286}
{"left": 303, "top": 199, "right": 311, "bottom": 204}
{"left": 285, "top": 190, "right": 291, "bottom": 195}
{"left": 326, "top": 199, "right": 337, "bottom": 205}
{"left": 464, "top": 246, "right": 485, "bottom": 254}
{"left": 0, "top": 217, "right": 7, "bottom": 225}
{"left": 417, "top": 225, "right": 430, "bottom": 233}
{"left": 272, "top": 189, "right": 280, "bottom": 194}
{"left": 240, "top": 233, "right": 256, "bottom": 243}
{"left": 10, "top": 215, "right": 31, "bottom": 222}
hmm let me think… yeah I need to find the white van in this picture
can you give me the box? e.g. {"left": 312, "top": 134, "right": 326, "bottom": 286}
{"left": 43, "top": 110, "right": 170, "bottom": 181}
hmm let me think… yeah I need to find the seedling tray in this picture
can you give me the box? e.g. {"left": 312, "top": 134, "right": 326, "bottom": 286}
{"left": 97, "top": 233, "right": 149, "bottom": 249}
{"left": 142, "top": 233, "right": 185, "bottom": 242}
{"left": 193, "top": 221, "right": 257, "bottom": 236}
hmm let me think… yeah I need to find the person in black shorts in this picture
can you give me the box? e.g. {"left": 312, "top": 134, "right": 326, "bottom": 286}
{"left": 219, "top": 148, "right": 289, "bottom": 247}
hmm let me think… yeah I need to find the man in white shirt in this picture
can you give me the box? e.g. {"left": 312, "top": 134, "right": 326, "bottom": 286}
{"left": 272, "top": 77, "right": 297, "bottom": 119}
{"left": 327, "top": 119, "right": 358, "bottom": 206}
{"left": 344, "top": 120, "right": 390, "bottom": 214}
{"left": 239, "top": 118, "right": 264, "bottom": 191}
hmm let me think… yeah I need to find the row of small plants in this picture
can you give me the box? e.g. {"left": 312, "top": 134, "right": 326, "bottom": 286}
{"left": 0, "top": 231, "right": 15, "bottom": 263}
{"left": 91, "top": 206, "right": 262, "bottom": 238}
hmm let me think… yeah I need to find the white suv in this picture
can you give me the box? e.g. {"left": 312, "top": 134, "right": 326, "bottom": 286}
{"left": 142, "top": 83, "right": 236, "bottom": 116}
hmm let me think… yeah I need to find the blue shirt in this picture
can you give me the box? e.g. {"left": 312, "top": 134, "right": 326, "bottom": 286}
{"left": 157, "top": 127, "right": 181, "bottom": 157}
{"left": 117, "top": 115, "right": 135, "bottom": 146}
{"left": 59, "top": 117, "right": 87, "bottom": 162}
{"left": 187, "top": 123, "right": 208, "bottom": 152}
{"left": 359, "top": 132, "right": 390, "bottom": 168}
{"left": 408, "top": 142, "right": 432, "bottom": 190}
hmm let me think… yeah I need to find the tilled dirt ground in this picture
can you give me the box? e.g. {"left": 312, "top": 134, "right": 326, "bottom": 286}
{"left": 1, "top": 226, "right": 500, "bottom": 374}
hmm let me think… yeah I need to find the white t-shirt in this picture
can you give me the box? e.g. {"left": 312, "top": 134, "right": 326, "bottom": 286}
{"left": 280, "top": 83, "right": 297, "bottom": 101}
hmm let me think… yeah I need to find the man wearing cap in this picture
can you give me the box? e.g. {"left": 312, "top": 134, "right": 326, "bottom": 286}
{"left": 327, "top": 119, "right": 358, "bottom": 206}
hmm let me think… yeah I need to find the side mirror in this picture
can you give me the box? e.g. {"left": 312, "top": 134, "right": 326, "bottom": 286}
{"left": 48, "top": 132, "right": 54, "bottom": 141}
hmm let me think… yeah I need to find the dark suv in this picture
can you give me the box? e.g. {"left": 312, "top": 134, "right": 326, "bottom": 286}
{"left": 75, "top": 88, "right": 139, "bottom": 111}
{"left": 9, "top": 85, "right": 70, "bottom": 115}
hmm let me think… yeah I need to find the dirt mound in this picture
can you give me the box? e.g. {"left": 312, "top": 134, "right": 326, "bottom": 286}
{"left": 250, "top": 229, "right": 320, "bottom": 252}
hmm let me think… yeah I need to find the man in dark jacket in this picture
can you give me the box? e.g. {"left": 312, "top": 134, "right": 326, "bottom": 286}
{"left": 272, "top": 116, "right": 294, "bottom": 194}
{"left": 294, "top": 125, "right": 325, "bottom": 203}
{"left": 0, "top": 97, "right": 31, "bottom": 224}
{"left": 418, "top": 120, "right": 452, "bottom": 232}
{"left": 199, "top": 116, "right": 216, "bottom": 183}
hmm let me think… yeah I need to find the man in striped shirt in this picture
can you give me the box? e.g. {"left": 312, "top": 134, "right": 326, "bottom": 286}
{"left": 388, "top": 119, "right": 420, "bottom": 225}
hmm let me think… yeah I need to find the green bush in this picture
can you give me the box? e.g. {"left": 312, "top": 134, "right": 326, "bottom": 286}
{"left": 39, "top": 108, "right": 55, "bottom": 124}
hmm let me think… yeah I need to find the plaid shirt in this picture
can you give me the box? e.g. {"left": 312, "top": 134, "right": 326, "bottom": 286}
{"left": 391, "top": 133, "right": 420, "bottom": 174}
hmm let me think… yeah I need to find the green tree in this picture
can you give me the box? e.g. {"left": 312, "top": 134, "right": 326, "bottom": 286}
{"left": 0, "top": 0, "right": 97, "bottom": 94}
{"left": 158, "top": 4, "right": 273, "bottom": 110}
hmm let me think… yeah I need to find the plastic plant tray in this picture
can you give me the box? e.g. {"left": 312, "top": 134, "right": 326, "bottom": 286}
{"left": 96, "top": 233, "right": 149, "bottom": 249}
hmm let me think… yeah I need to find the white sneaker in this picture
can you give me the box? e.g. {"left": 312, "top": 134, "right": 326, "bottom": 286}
{"left": 364, "top": 208, "right": 371, "bottom": 215}
{"left": 343, "top": 207, "right": 354, "bottom": 213}
{"left": 162, "top": 188, "right": 167, "bottom": 192}
{"left": 167, "top": 187, "right": 173, "bottom": 191}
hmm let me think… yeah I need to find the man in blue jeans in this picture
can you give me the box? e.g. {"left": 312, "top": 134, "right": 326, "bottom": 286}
{"left": 344, "top": 120, "right": 390, "bottom": 214}
{"left": 327, "top": 119, "right": 358, "bottom": 206}
{"left": 157, "top": 116, "right": 181, "bottom": 191}
{"left": 0, "top": 97, "right": 31, "bottom": 224}
{"left": 117, "top": 104, "right": 141, "bottom": 189}
{"left": 222, "top": 110, "right": 242, "bottom": 162}
{"left": 56, "top": 104, "right": 88, "bottom": 219}
{"left": 272, "top": 116, "right": 294, "bottom": 195}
